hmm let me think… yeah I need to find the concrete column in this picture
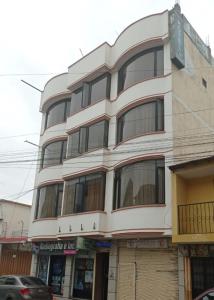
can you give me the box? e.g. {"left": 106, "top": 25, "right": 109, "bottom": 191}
{"left": 178, "top": 250, "right": 185, "bottom": 300}
{"left": 62, "top": 256, "right": 73, "bottom": 300}
{"left": 107, "top": 242, "right": 118, "bottom": 300}
{"left": 30, "top": 254, "right": 38, "bottom": 276}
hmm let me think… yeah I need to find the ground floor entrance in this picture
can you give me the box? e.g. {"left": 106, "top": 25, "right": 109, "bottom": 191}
{"left": 116, "top": 239, "right": 178, "bottom": 300}
{"left": 32, "top": 238, "right": 110, "bottom": 300}
{"left": 191, "top": 257, "right": 214, "bottom": 299}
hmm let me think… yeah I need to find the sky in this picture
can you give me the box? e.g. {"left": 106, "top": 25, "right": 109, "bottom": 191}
{"left": 0, "top": 0, "right": 213, "bottom": 205}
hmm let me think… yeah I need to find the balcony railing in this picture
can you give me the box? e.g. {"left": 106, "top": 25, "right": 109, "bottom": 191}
{"left": 178, "top": 201, "right": 214, "bottom": 234}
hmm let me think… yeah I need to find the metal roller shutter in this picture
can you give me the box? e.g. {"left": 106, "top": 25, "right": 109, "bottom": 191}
{"left": 117, "top": 248, "right": 178, "bottom": 300}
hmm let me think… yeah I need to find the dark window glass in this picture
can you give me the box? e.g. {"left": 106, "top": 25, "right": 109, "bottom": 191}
{"left": 88, "top": 121, "right": 107, "bottom": 151}
{"left": 35, "top": 184, "right": 63, "bottom": 219}
{"left": 156, "top": 48, "right": 164, "bottom": 76}
{"left": 90, "top": 75, "right": 110, "bottom": 104}
{"left": 20, "top": 277, "right": 46, "bottom": 286}
{"left": 67, "top": 120, "right": 108, "bottom": 158}
{"left": 117, "top": 100, "right": 163, "bottom": 143}
{"left": 45, "top": 99, "right": 70, "bottom": 129}
{"left": 71, "top": 89, "right": 83, "bottom": 114}
{"left": 37, "top": 255, "right": 49, "bottom": 284}
{"left": 0, "top": 277, "right": 6, "bottom": 285}
{"left": 42, "top": 140, "right": 67, "bottom": 169}
{"left": 63, "top": 173, "right": 106, "bottom": 215}
{"left": 5, "top": 277, "right": 17, "bottom": 285}
{"left": 118, "top": 47, "right": 164, "bottom": 93}
{"left": 73, "top": 258, "right": 94, "bottom": 299}
{"left": 79, "top": 127, "right": 87, "bottom": 154}
{"left": 70, "top": 74, "right": 111, "bottom": 114}
{"left": 48, "top": 256, "right": 65, "bottom": 295}
{"left": 67, "top": 131, "right": 80, "bottom": 159}
{"left": 82, "top": 83, "right": 90, "bottom": 108}
{"left": 114, "top": 159, "right": 165, "bottom": 209}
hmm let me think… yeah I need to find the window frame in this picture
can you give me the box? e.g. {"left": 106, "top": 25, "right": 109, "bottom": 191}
{"left": 67, "top": 120, "right": 109, "bottom": 159}
{"left": 70, "top": 73, "right": 111, "bottom": 115}
{"left": 116, "top": 99, "right": 164, "bottom": 144}
{"left": 113, "top": 159, "right": 165, "bottom": 210}
{"left": 35, "top": 183, "right": 64, "bottom": 219}
{"left": 44, "top": 98, "right": 71, "bottom": 130}
{"left": 41, "top": 139, "right": 67, "bottom": 169}
{"left": 63, "top": 172, "right": 106, "bottom": 215}
{"left": 118, "top": 46, "right": 164, "bottom": 94}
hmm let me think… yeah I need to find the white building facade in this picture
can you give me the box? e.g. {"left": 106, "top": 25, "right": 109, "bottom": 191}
{"left": 28, "top": 4, "right": 213, "bottom": 300}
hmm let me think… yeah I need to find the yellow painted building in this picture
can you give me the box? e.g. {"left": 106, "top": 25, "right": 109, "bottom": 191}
{"left": 170, "top": 157, "right": 214, "bottom": 299}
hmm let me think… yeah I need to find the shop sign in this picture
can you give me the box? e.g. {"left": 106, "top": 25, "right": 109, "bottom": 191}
{"left": 169, "top": 6, "right": 185, "bottom": 69}
{"left": 96, "top": 241, "right": 112, "bottom": 248}
{"left": 76, "top": 237, "right": 96, "bottom": 250}
{"left": 127, "top": 239, "right": 168, "bottom": 249}
{"left": 64, "top": 249, "right": 78, "bottom": 255}
{"left": 32, "top": 240, "right": 76, "bottom": 254}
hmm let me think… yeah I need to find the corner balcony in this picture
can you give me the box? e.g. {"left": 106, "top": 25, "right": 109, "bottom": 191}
{"left": 170, "top": 156, "right": 214, "bottom": 244}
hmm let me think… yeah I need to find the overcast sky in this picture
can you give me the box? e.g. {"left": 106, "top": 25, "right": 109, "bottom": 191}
{"left": 0, "top": 0, "right": 213, "bottom": 205}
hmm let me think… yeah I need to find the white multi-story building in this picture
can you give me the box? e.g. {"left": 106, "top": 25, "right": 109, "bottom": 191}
{"left": 28, "top": 4, "right": 214, "bottom": 300}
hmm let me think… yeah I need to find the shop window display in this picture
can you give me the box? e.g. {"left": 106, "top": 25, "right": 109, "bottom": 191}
{"left": 73, "top": 258, "right": 94, "bottom": 299}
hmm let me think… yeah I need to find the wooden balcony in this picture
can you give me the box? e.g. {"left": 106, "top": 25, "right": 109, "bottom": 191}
{"left": 178, "top": 201, "right": 214, "bottom": 234}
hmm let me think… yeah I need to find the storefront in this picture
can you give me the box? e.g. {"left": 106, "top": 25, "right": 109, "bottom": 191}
{"left": 179, "top": 244, "right": 214, "bottom": 299}
{"left": 32, "top": 238, "right": 110, "bottom": 300}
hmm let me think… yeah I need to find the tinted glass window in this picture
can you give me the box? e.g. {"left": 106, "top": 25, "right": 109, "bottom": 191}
{"left": 114, "top": 159, "right": 165, "bottom": 209}
{"left": 5, "top": 277, "right": 17, "bottom": 285}
{"left": 88, "top": 121, "right": 107, "bottom": 151}
{"left": 63, "top": 179, "right": 78, "bottom": 215}
{"left": 156, "top": 48, "right": 164, "bottom": 76}
{"left": 46, "top": 100, "right": 70, "bottom": 129}
{"left": 63, "top": 173, "right": 106, "bottom": 215}
{"left": 66, "top": 101, "right": 71, "bottom": 118}
{"left": 42, "top": 140, "right": 67, "bottom": 169}
{"left": 67, "top": 131, "right": 80, "bottom": 159}
{"left": 73, "top": 258, "right": 94, "bottom": 299}
{"left": 35, "top": 184, "right": 63, "bottom": 219}
{"left": 20, "top": 277, "right": 45, "bottom": 286}
{"left": 67, "top": 120, "right": 108, "bottom": 158}
{"left": 118, "top": 47, "right": 164, "bottom": 93}
{"left": 123, "top": 51, "right": 154, "bottom": 90}
{"left": 70, "top": 74, "right": 111, "bottom": 114}
{"left": 90, "top": 75, "right": 110, "bottom": 104}
{"left": 79, "top": 127, "right": 87, "bottom": 154}
{"left": 0, "top": 277, "right": 6, "bottom": 285}
{"left": 71, "top": 89, "right": 83, "bottom": 114}
{"left": 117, "top": 100, "right": 163, "bottom": 143}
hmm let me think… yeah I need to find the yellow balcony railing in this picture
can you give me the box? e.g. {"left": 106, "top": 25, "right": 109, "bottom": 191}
{"left": 178, "top": 201, "right": 214, "bottom": 234}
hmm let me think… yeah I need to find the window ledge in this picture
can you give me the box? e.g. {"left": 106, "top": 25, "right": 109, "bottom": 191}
{"left": 114, "top": 130, "right": 165, "bottom": 149}
{"left": 112, "top": 204, "right": 166, "bottom": 213}
{"left": 33, "top": 217, "right": 57, "bottom": 222}
{"left": 59, "top": 210, "right": 107, "bottom": 218}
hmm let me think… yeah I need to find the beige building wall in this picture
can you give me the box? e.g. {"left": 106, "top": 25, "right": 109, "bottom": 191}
{"left": 0, "top": 200, "right": 31, "bottom": 238}
{"left": 172, "top": 33, "right": 214, "bottom": 163}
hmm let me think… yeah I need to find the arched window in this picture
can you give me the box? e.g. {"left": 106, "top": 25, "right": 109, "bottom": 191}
{"left": 117, "top": 99, "right": 164, "bottom": 143}
{"left": 35, "top": 183, "right": 63, "bottom": 219}
{"left": 41, "top": 140, "right": 67, "bottom": 168}
{"left": 114, "top": 159, "right": 165, "bottom": 209}
{"left": 45, "top": 99, "right": 71, "bottom": 129}
{"left": 118, "top": 47, "right": 164, "bottom": 93}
